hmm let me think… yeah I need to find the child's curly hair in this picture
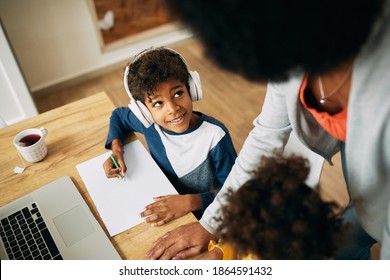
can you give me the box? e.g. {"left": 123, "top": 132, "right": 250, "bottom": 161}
{"left": 126, "top": 47, "right": 190, "bottom": 102}
{"left": 216, "top": 154, "right": 345, "bottom": 259}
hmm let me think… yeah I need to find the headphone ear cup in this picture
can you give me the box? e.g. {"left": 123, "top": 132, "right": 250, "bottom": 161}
{"left": 124, "top": 66, "right": 154, "bottom": 128}
{"left": 188, "top": 71, "right": 203, "bottom": 101}
{"left": 128, "top": 100, "right": 154, "bottom": 128}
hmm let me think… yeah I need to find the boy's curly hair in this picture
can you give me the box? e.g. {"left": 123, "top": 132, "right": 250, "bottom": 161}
{"left": 126, "top": 47, "right": 190, "bottom": 102}
{"left": 165, "top": 0, "right": 383, "bottom": 82}
{"left": 216, "top": 154, "right": 345, "bottom": 259}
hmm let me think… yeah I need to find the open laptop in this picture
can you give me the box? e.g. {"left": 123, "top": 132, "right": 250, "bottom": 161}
{"left": 0, "top": 176, "right": 121, "bottom": 260}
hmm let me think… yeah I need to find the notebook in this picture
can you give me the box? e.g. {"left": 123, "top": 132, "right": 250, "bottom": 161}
{"left": 0, "top": 176, "right": 121, "bottom": 260}
{"left": 76, "top": 140, "right": 178, "bottom": 236}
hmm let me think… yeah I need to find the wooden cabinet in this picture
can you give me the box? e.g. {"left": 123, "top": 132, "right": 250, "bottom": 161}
{"left": 92, "top": 0, "right": 174, "bottom": 46}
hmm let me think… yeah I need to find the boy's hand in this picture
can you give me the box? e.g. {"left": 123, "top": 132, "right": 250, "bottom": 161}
{"left": 103, "top": 154, "right": 126, "bottom": 179}
{"left": 103, "top": 139, "right": 127, "bottom": 179}
{"left": 140, "top": 194, "right": 201, "bottom": 226}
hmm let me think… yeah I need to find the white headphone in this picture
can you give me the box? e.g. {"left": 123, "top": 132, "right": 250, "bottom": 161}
{"left": 123, "top": 47, "right": 203, "bottom": 128}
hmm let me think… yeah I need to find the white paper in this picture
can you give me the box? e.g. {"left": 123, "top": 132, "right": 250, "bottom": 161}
{"left": 76, "top": 140, "right": 178, "bottom": 236}
{"left": 13, "top": 166, "right": 25, "bottom": 174}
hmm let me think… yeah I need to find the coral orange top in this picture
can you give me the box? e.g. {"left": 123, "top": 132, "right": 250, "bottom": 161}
{"left": 299, "top": 75, "right": 347, "bottom": 142}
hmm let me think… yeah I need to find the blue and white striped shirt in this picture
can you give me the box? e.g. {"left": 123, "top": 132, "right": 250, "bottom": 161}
{"left": 105, "top": 107, "right": 237, "bottom": 217}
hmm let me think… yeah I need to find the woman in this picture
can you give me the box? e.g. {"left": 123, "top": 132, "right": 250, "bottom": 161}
{"left": 146, "top": 0, "right": 389, "bottom": 259}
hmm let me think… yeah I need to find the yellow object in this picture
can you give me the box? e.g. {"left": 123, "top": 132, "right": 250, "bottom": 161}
{"left": 208, "top": 240, "right": 255, "bottom": 260}
{"left": 208, "top": 240, "right": 235, "bottom": 260}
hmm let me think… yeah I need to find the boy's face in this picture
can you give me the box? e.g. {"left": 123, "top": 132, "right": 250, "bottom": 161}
{"left": 144, "top": 79, "right": 196, "bottom": 133}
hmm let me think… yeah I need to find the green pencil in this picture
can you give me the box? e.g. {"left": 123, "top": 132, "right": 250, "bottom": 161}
{"left": 110, "top": 154, "right": 125, "bottom": 180}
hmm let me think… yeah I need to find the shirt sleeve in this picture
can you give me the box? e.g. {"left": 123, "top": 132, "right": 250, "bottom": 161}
{"left": 199, "top": 126, "right": 237, "bottom": 213}
{"left": 105, "top": 107, "right": 147, "bottom": 149}
{"left": 381, "top": 204, "right": 390, "bottom": 259}
{"left": 211, "top": 131, "right": 237, "bottom": 187}
{"left": 380, "top": 122, "right": 390, "bottom": 259}
{"left": 200, "top": 81, "right": 293, "bottom": 234}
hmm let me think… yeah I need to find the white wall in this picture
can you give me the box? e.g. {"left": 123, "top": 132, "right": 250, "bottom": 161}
{"left": 0, "top": 21, "right": 38, "bottom": 125}
{"left": 0, "top": 0, "right": 191, "bottom": 92}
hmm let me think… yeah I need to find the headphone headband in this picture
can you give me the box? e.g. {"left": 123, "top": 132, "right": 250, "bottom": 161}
{"left": 131, "top": 47, "right": 190, "bottom": 69}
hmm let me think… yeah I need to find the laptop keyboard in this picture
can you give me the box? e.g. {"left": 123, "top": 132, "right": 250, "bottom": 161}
{"left": 0, "top": 202, "right": 63, "bottom": 260}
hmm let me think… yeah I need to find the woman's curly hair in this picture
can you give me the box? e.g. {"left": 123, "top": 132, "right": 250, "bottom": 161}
{"left": 126, "top": 47, "right": 190, "bottom": 102}
{"left": 216, "top": 154, "right": 345, "bottom": 259}
{"left": 165, "top": 0, "right": 384, "bottom": 82}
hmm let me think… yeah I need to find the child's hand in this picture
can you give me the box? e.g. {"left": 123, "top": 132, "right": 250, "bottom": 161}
{"left": 103, "top": 152, "right": 127, "bottom": 179}
{"left": 140, "top": 194, "right": 201, "bottom": 227}
{"left": 103, "top": 140, "right": 127, "bottom": 179}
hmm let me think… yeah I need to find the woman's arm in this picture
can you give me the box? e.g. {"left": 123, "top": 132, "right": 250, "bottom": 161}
{"left": 201, "top": 81, "right": 292, "bottom": 234}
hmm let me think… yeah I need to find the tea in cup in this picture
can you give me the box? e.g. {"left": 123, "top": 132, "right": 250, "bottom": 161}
{"left": 13, "top": 127, "right": 48, "bottom": 162}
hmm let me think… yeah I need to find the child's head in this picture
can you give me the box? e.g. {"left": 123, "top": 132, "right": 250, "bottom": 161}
{"left": 126, "top": 47, "right": 190, "bottom": 101}
{"left": 125, "top": 47, "right": 201, "bottom": 133}
{"left": 216, "top": 154, "right": 345, "bottom": 259}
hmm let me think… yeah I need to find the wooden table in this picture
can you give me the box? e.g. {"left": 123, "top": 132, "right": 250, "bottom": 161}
{"left": 0, "top": 92, "right": 196, "bottom": 259}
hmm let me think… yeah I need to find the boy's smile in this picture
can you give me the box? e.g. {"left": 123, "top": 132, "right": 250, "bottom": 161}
{"left": 145, "top": 79, "right": 199, "bottom": 133}
{"left": 167, "top": 113, "right": 185, "bottom": 125}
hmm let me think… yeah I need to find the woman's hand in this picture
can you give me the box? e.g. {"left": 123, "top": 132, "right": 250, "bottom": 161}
{"left": 145, "top": 222, "right": 216, "bottom": 260}
{"left": 140, "top": 194, "right": 201, "bottom": 226}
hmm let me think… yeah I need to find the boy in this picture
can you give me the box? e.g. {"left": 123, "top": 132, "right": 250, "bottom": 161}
{"left": 202, "top": 154, "right": 345, "bottom": 259}
{"left": 103, "top": 47, "right": 237, "bottom": 226}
